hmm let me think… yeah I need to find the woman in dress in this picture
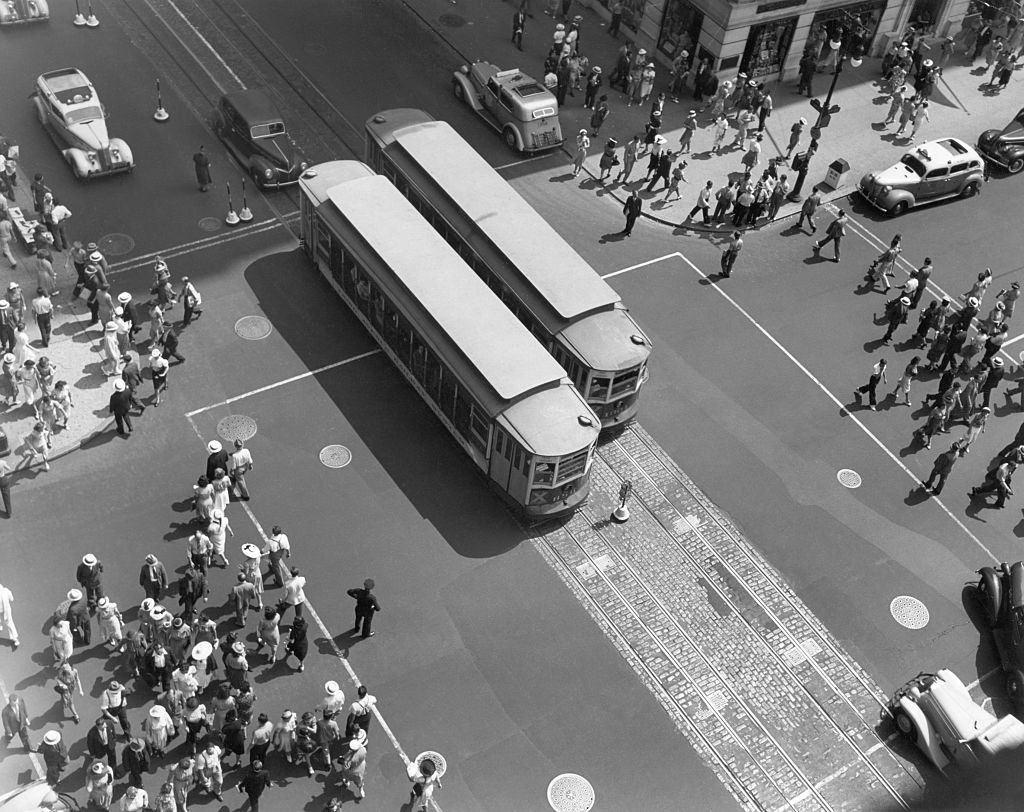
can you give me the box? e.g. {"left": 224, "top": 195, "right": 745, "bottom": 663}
{"left": 960, "top": 406, "right": 990, "bottom": 454}
{"left": 207, "top": 508, "right": 233, "bottom": 568}
{"left": 224, "top": 641, "right": 249, "bottom": 690}
{"left": 272, "top": 710, "right": 297, "bottom": 763}
{"left": 23, "top": 421, "right": 51, "bottom": 471}
{"left": 12, "top": 323, "right": 35, "bottom": 367}
{"left": 153, "top": 783, "right": 177, "bottom": 812}
{"left": 963, "top": 268, "right": 993, "bottom": 304}
{"left": 16, "top": 359, "right": 41, "bottom": 408}
{"left": 96, "top": 597, "right": 125, "bottom": 650}
{"left": 51, "top": 380, "right": 72, "bottom": 426}
{"left": 239, "top": 552, "right": 264, "bottom": 611}
{"left": 868, "top": 234, "right": 902, "bottom": 293}
{"left": 54, "top": 660, "right": 83, "bottom": 723}
{"left": 284, "top": 615, "right": 309, "bottom": 672}
{"left": 0, "top": 353, "right": 17, "bottom": 406}
{"left": 890, "top": 355, "right": 921, "bottom": 406}
{"left": 211, "top": 683, "right": 235, "bottom": 731}
{"left": 211, "top": 468, "right": 231, "bottom": 514}
{"left": 183, "top": 697, "right": 208, "bottom": 755}
{"left": 101, "top": 322, "right": 120, "bottom": 376}
{"left": 597, "top": 138, "right": 618, "bottom": 183}
{"left": 193, "top": 476, "right": 213, "bottom": 522}
{"left": 148, "top": 302, "right": 164, "bottom": 346}
{"left": 150, "top": 348, "right": 169, "bottom": 407}
{"left": 571, "top": 129, "right": 589, "bottom": 177}
{"left": 86, "top": 760, "right": 115, "bottom": 810}
{"left": 256, "top": 606, "right": 280, "bottom": 662}
{"left": 34, "top": 356, "right": 55, "bottom": 395}
{"left": 220, "top": 709, "right": 246, "bottom": 769}
{"left": 235, "top": 682, "right": 256, "bottom": 727}
{"left": 637, "top": 62, "right": 656, "bottom": 106}
{"left": 144, "top": 704, "right": 174, "bottom": 757}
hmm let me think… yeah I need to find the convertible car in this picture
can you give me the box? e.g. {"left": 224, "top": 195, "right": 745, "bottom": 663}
{"left": 0, "top": 0, "right": 49, "bottom": 24}
{"left": 30, "top": 68, "right": 133, "bottom": 178}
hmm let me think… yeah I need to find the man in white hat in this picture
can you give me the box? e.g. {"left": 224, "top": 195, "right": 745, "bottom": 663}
{"left": 39, "top": 729, "right": 68, "bottom": 785}
{"left": 337, "top": 728, "right": 368, "bottom": 800}
{"left": 76, "top": 553, "right": 105, "bottom": 612}
{"left": 0, "top": 299, "right": 15, "bottom": 354}
{"left": 109, "top": 378, "right": 133, "bottom": 436}
{"left": 230, "top": 572, "right": 258, "bottom": 627}
{"left": 100, "top": 678, "right": 132, "bottom": 736}
{"left": 206, "top": 439, "right": 229, "bottom": 481}
{"left": 139, "top": 553, "right": 168, "bottom": 601}
{"left": 323, "top": 680, "right": 346, "bottom": 718}
{"left": 117, "top": 291, "right": 140, "bottom": 338}
{"left": 180, "top": 276, "right": 203, "bottom": 326}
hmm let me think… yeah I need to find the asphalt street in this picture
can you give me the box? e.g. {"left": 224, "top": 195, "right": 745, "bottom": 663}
{"left": 2, "top": 0, "right": 1023, "bottom": 809}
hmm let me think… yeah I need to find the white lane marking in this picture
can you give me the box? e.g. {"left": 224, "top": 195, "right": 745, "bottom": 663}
{"left": 163, "top": 0, "right": 246, "bottom": 89}
{"left": 998, "top": 333, "right": 1024, "bottom": 349}
{"left": 494, "top": 154, "right": 550, "bottom": 171}
{"left": 183, "top": 415, "right": 414, "bottom": 770}
{"left": 185, "top": 350, "right": 381, "bottom": 417}
{"left": 0, "top": 675, "right": 45, "bottom": 780}
{"left": 601, "top": 252, "right": 680, "bottom": 279}
{"left": 607, "top": 250, "right": 998, "bottom": 563}
{"left": 109, "top": 218, "right": 284, "bottom": 269}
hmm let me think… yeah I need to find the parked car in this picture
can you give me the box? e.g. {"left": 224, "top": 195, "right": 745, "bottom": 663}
{"left": 889, "top": 669, "right": 1024, "bottom": 772}
{"left": 858, "top": 137, "right": 985, "bottom": 216}
{"left": 0, "top": 0, "right": 49, "bottom": 24}
{"left": 452, "top": 61, "right": 563, "bottom": 153}
{"left": 30, "top": 68, "right": 133, "bottom": 179}
{"left": 978, "top": 108, "right": 1024, "bottom": 175}
{"left": 213, "top": 89, "right": 308, "bottom": 189}
{"left": 976, "top": 561, "right": 1024, "bottom": 706}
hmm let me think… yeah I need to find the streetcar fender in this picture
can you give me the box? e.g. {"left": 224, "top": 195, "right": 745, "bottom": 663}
{"left": 897, "top": 696, "right": 948, "bottom": 772}
{"left": 452, "top": 72, "right": 482, "bottom": 111}
{"left": 977, "top": 567, "right": 1004, "bottom": 625}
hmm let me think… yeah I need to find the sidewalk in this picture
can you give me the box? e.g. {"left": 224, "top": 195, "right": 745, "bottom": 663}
{"left": 1, "top": 192, "right": 114, "bottom": 468}
{"left": 414, "top": 0, "right": 1019, "bottom": 234}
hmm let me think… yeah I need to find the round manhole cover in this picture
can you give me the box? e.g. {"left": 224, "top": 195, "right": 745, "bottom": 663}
{"left": 319, "top": 445, "right": 352, "bottom": 469}
{"left": 439, "top": 13, "right": 466, "bottom": 26}
{"left": 199, "top": 217, "right": 222, "bottom": 233}
{"left": 890, "top": 596, "right": 930, "bottom": 629}
{"left": 217, "top": 415, "right": 257, "bottom": 443}
{"left": 97, "top": 233, "right": 135, "bottom": 257}
{"left": 547, "top": 774, "right": 595, "bottom": 812}
{"left": 837, "top": 469, "right": 862, "bottom": 488}
{"left": 234, "top": 316, "right": 272, "bottom": 340}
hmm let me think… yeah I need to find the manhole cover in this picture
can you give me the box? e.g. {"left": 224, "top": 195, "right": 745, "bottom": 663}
{"left": 97, "top": 233, "right": 135, "bottom": 256}
{"left": 547, "top": 774, "right": 595, "bottom": 812}
{"left": 890, "top": 595, "right": 930, "bottom": 629}
{"left": 199, "top": 217, "right": 222, "bottom": 233}
{"left": 837, "top": 469, "right": 862, "bottom": 488}
{"left": 439, "top": 13, "right": 466, "bottom": 26}
{"left": 234, "top": 316, "right": 272, "bottom": 340}
{"left": 217, "top": 415, "right": 257, "bottom": 443}
{"left": 319, "top": 445, "right": 352, "bottom": 469}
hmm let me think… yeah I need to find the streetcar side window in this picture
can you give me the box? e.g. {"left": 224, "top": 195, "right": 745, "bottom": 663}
{"left": 469, "top": 405, "right": 490, "bottom": 452}
{"left": 494, "top": 430, "right": 505, "bottom": 457}
{"left": 513, "top": 447, "right": 523, "bottom": 470}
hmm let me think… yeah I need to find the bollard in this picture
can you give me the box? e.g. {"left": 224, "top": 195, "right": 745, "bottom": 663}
{"left": 85, "top": 0, "right": 99, "bottom": 26}
{"left": 225, "top": 182, "right": 240, "bottom": 226}
{"left": 73, "top": 0, "right": 87, "bottom": 25}
{"left": 153, "top": 79, "right": 169, "bottom": 122}
{"left": 238, "top": 177, "right": 253, "bottom": 222}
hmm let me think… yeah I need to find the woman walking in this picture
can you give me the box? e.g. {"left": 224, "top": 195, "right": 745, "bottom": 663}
{"left": 963, "top": 268, "right": 993, "bottom": 304}
{"left": 240, "top": 546, "right": 264, "bottom": 611}
{"left": 150, "top": 348, "right": 169, "bottom": 407}
{"left": 50, "top": 619, "right": 73, "bottom": 664}
{"left": 193, "top": 476, "right": 214, "bottom": 522}
{"left": 616, "top": 134, "right": 640, "bottom": 183}
{"left": 571, "top": 129, "right": 590, "bottom": 177}
{"left": 211, "top": 684, "right": 235, "bottom": 731}
{"left": 741, "top": 133, "right": 762, "bottom": 173}
{"left": 867, "top": 234, "right": 902, "bottom": 293}
{"left": 597, "top": 138, "right": 618, "bottom": 182}
{"left": 256, "top": 606, "right": 281, "bottom": 662}
{"left": 284, "top": 615, "right": 309, "bottom": 672}
{"left": 960, "top": 406, "right": 990, "bottom": 454}
{"left": 890, "top": 356, "right": 921, "bottom": 406}
{"left": 221, "top": 709, "right": 246, "bottom": 769}
{"left": 54, "top": 661, "right": 83, "bottom": 723}
{"left": 211, "top": 468, "right": 231, "bottom": 515}
{"left": 853, "top": 358, "right": 888, "bottom": 410}
{"left": 96, "top": 597, "right": 125, "bottom": 650}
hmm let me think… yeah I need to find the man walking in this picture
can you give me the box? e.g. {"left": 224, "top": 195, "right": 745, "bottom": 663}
{"left": 230, "top": 438, "right": 254, "bottom": 501}
{"left": 909, "top": 258, "right": 933, "bottom": 309}
{"left": 206, "top": 440, "right": 230, "bottom": 481}
{"left": 160, "top": 321, "right": 185, "bottom": 364}
{"left": 109, "top": 380, "right": 133, "bottom": 436}
{"left": 511, "top": 5, "right": 526, "bottom": 50}
{"left": 100, "top": 679, "right": 131, "bottom": 736}
{"left": 853, "top": 358, "right": 888, "bottom": 410}
{"left": 0, "top": 580, "right": 17, "bottom": 647}
{"left": 923, "top": 441, "right": 964, "bottom": 495}
{"left": 76, "top": 553, "right": 104, "bottom": 611}
{"left": 684, "top": 180, "right": 713, "bottom": 224}
{"left": 2, "top": 693, "right": 31, "bottom": 750}
{"left": 347, "top": 579, "right": 381, "bottom": 639}
{"left": 882, "top": 296, "right": 911, "bottom": 343}
{"left": 812, "top": 209, "right": 848, "bottom": 261}
{"left": 238, "top": 759, "right": 272, "bottom": 811}
{"left": 262, "top": 526, "right": 290, "bottom": 587}
{"left": 970, "top": 459, "right": 1016, "bottom": 508}
{"left": 179, "top": 276, "right": 203, "bottom": 326}
{"left": 86, "top": 716, "right": 118, "bottom": 768}
{"left": 139, "top": 554, "right": 168, "bottom": 601}
{"left": 31, "top": 287, "right": 53, "bottom": 347}
{"left": 122, "top": 352, "right": 144, "bottom": 413}
{"left": 282, "top": 568, "right": 307, "bottom": 620}
{"left": 720, "top": 231, "right": 743, "bottom": 278}
{"left": 230, "top": 573, "right": 258, "bottom": 627}
{"left": 193, "top": 146, "right": 212, "bottom": 192}
{"left": 981, "top": 357, "right": 1006, "bottom": 408}
{"left": 0, "top": 461, "right": 12, "bottom": 520}
{"left": 712, "top": 180, "right": 736, "bottom": 223}
{"left": 621, "top": 190, "right": 642, "bottom": 237}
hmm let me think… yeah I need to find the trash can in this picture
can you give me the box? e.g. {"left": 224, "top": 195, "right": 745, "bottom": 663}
{"left": 824, "top": 158, "right": 850, "bottom": 189}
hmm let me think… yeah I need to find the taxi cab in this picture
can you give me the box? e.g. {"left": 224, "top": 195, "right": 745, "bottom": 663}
{"left": 858, "top": 137, "right": 985, "bottom": 216}
{"left": 452, "top": 61, "right": 563, "bottom": 153}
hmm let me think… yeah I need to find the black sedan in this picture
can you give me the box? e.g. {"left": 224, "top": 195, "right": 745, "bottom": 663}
{"left": 213, "top": 88, "right": 308, "bottom": 188}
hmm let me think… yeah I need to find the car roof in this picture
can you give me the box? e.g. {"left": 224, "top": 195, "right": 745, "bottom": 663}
{"left": 908, "top": 137, "right": 979, "bottom": 166}
{"left": 39, "top": 68, "right": 94, "bottom": 107}
{"left": 221, "top": 89, "right": 285, "bottom": 126}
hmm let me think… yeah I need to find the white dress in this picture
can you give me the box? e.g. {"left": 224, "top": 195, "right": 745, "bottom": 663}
{"left": 97, "top": 603, "right": 124, "bottom": 645}
{"left": 211, "top": 475, "right": 231, "bottom": 513}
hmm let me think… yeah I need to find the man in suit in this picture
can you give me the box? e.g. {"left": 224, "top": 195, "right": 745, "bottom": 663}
{"left": 109, "top": 379, "right": 133, "bottom": 436}
{"left": 139, "top": 554, "right": 168, "bottom": 601}
{"left": 2, "top": 693, "right": 31, "bottom": 749}
{"left": 121, "top": 352, "right": 145, "bottom": 413}
{"left": 206, "top": 440, "right": 230, "bottom": 481}
{"left": 621, "top": 190, "right": 642, "bottom": 237}
{"left": 160, "top": 321, "right": 185, "bottom": 364}
{"left": 86, "top": 716, "right": 118, "bottom": 768}
{"left": 347, "top": 579, "right": 381, "bottom": 639}
{"left": 511, "top": 5, "right": 526, "bottom": 50}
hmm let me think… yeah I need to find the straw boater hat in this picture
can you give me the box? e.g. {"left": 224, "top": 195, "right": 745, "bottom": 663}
{"left": 231, "top": 641, "right": 245, "bottom": 655}
{"left": 43, "top": 730, "right": 61, "bottom": 745}
{"left": 89, "top": 251, "right": 103, "bottom": 262}
{"left": 150, "top": 348, "right": 162, "bottom": 360}
{"left": 241, "top": 543, "right": 260, "bottom": 560}
{"left": 211, "top": 508, "right": 224, "bottom": 520}
{"left": 207, "top": 440, "right": 222, "bottom": 453}
{"left": 149, "top": 706, "right": 164, "bottom": 718}
{"left": 349, "top": 728, "right": 367, "bottom": 749}
{"left": 118, "top": 292, "right": 131, "bottom": 304}
{"left": 140, "top": 598, "right": 155, "bottom": 613}
{"left": 97, "top": 597, "right": 109, "bottom": 608}
{"left": 113, "top": 380, "right": 126, "bottom": 391}
{"left": 325, "top": 680, "right": 341, "bottom": 695}
{"left": 67, "top": 589, "right": 83, "bottom": 602}
{"left": 2, "top": 353, "right": 13, "bottom": 365}
{"left": 191, "top": 641, "right": 213, "bottom": 660}
{"left": 82, "top": 554, "right": 97, "bottom": 566}
{"left": 150, "top": 605, "right": 168, "bottom": 622}
{"left": 91, "top": 762, "right": 107, "bottom": 774}
{"left": 105, "top": 321, "right": 118, "bottom": 332}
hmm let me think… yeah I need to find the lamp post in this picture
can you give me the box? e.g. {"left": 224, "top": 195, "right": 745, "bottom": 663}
{"left": 788, "top": 39, "right": 862, "bottom": 202}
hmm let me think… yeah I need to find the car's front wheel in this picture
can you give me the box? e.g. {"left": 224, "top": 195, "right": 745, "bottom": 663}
{"left": 894, "top": 709, "right": 918, "bottom": 741}
{"left": 888, "top": 201, "right": 909, "bottom": 217}
{"left": 960, "top": 181, "right": 980, "bottom": 198}
{"left": 502, "top": 127, "right": 518, "bottom": 151}
{"left": 1007, "top": 156, "right": 1024, "bottom": 175}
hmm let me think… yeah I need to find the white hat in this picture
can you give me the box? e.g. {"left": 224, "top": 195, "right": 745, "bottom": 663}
{"left": 82, "top": 554, "right": 97, "bottom": 566}
{"left": 150, "top": 606, "right": 168, "bottom": 622}
{"left": 968, "top": 296, "right": 979, "bottom": 307}
{"left": 0, "top": 301, "right": 8, "bottom": 310}
{"left": 191, "top": 641, "right": 213, "bottom": 660}
{"left": 799, "top": 117, "right": 807, "bottom": 125}
{"left": 97, "top": 596, "right": 109, "bottom": 608}
{"left": 140, "top": 598, "right": 155, "bottom": 612}
{"left": 105, "top": 321, "right": 118, "bottom": 332}
{"left": 207, "top": 440, "right": 222, "bottom": 453}
{"left": 211, "top": 508, "right": 224, "bottom": 520}
{"left": 325, "top": 680, "right": 341, "bottom": 694}
{"left": 113, "top": 378, "right": 126, "bottom": 392}
{"left": 231, "top": 641, "right": 245, "bottom": 654}
{"left": 241, "top": 543, "right": 260, "bottom": 559}
{"left": 117, "top": 292, "right": 132, "bottom": 304}
{"left": 89, "top": 251, "right": 102, "bottom": 262}
{"left": 2, "top": 353, "right": 13, "bottom": 364}
{"left": 91, "top": 761, "right": 107, "bottom": 774}
{"left": 43, "top": 730, "right": 61, "bottom": 745}
{"left": 67, "top": 588, "right": 83, "bottom": 601}
{"left": 114, "top": 306, "right": 124, "bottom": 316}
{"left": 149, "top": 706, "right": 164, "bottom": 718}
{"left": 349, "top": 728, "right": 367, "bottom": 749}
{"left": 555, "top": 23, "right": 564, "bottom": 30}
{"left": 150, "top": 348, "right": 162, "bottom": 359}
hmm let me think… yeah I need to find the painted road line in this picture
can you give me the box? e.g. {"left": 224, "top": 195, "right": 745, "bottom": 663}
{"left": 109, "top": 217, "right": 286, "bottom": 270}
{"left": 183, "top": 416, "right": 416, "bottom": 775}
{"left": 0, "top": 675, "right": 45, "bottom": 780}
{"left": 966, "top": 665, "right": 1002, "bottom": 692}
{"left": 605, "top": 250, "right": 997, "bottom": 563}
{"left": 601, "top": 252, "right": 681, "bottom": 280}
{"left": 999, "top": 333, "right": 1024, "bottom": 349}
{"left": 185, "top": 349, "right": 382, "bottom": 417}
{"left": 494, "top": 154, "right": 550, "bottom": 171}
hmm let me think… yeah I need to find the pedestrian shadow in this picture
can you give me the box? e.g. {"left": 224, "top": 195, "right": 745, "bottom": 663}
{"left": 252, "top": 658, "right": 294, "bottom": 685}
{"left": 965, "top": 497, "right": 989, "bottom": 522}
{"left": 1013, "top": 514, "right": 1024, "bottom": 538}
{"left": 52, "top": 321, "right": 85, "bottom": 338}
{"left": 862, "top": 338, "right": 889, "bottom": 352}
{"left": 597, "top": 231, "right": 629, "bottom": 244}
{"left": 992, "top": 402, "right": 1019, "bottom": 419}
{"left": 971, "top": 65, "right": 989, "bottom": 75}
{"left": 904, "top": 486, "right": 931, "bottom": 506}
{"left": 549, "top": 172, "right": 577, "bottom": 183}
{"left": 898, "top": 439, "right": 921, "bottom": 457}
{"left": 79, "top": 427, "right": 118, "bottom": 452}
{"left": 30, "top": 701, "right": 72, "bottom": 730}
{"left": 71, "top": 328, "right": 98, "bottom": 345}
{"left": 14, "top": 661, "right": 52, "bottom": 692}
{"left": 75, "top": 365, "right": 109, "bottom": 390}
{"left": 803, "top": 253, "right": 833, "bottom": 265}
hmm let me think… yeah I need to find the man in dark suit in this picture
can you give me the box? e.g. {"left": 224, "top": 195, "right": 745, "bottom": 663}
{"left": 121, "top": 352, "right": 144, "bottom": 413}
{"left": 2, "top": 693, "right": 31, "bottom": 749}
{"left": 621, "top": 190, "right": 642, "bottom": 236}
{"left": 347, "top": 579, "right": 381, "bottom": 639}
{"left": 206, "top": 441, "right": 229, "bottom": 481}
{"left": 160, "top": 321, "right": 185, "bottom": 364}
{"left": 511, "top": 6, "right": 525, "bottom": 50}
{"left": 86, "top": 717, "right": 117, "bottom": 768}
{"left": 109, "top": 380, "right": 133, "bottom": 436}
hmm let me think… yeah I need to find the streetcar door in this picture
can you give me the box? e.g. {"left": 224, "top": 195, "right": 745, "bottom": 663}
{"left": 489, "top": 428, "right": 513, "bottom": 491}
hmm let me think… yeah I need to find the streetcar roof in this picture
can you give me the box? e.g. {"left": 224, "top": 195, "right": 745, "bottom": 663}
{"left": 325, "top": 174, "right": 567, "bottom": 405}
{"left": 299, "top": 161, "right": 376, "bottom": 205}
{"left": 560, "top": 308, "right": 650, "bottom": 371}
{"left": 502, "top": 384, "right": 599, "bottom": 456}
{"left": 391, "top": 123, "right": 620, "bottom": 323}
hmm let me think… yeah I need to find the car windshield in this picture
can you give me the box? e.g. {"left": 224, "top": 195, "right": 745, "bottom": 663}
{"left": 65, "top": 106, "right": 103, "bottom": 125}
{"left": 515, "top": 82, "right": 547, "bottom": 97}
{"left": 899, "top": 155, "right": 927, "bottom": 177}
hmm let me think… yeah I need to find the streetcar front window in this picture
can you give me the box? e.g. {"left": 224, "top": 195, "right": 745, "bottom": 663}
{"left": 588, "top": 376, "right": 611, "bottom": 400}
{"left": 533, "top": 461, "right": 555, "bottom": 485}
{"left": 610, "top": 367, "right": 640, "bottom": 398}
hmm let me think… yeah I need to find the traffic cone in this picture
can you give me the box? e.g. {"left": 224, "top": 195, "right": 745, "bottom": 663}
{"left": 225, "top": 183, "right": 240, "bottom": 227}
{"left": 85, "top": 1, "right": 99, "bottom": 26}
{"left": 73, "top": 0, "right": 87, "bottom": 25}
{"left": 238, "top": 177, "right": 253, "bottom": 222}
{"left": 153, "top": 79, "right": 169, "bottom": 122}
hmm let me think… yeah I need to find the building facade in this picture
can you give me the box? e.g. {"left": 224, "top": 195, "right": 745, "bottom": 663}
{"left": 589, "top": 0, "right": 1007, "bottom": 81}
